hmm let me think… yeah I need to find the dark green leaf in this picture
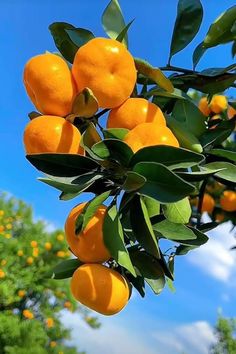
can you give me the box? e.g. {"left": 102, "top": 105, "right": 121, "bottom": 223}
{"left": 27, "top": 153, "right": 100, "bottom": 177}
{"left": 162, "top": 197, "right": 191, "bottom": 224}
{"left": 129, "top": 250, "right": 165, "bottom": 295}
{"left": 65, "top": 28, "right": 94, "bottom": 48}
{"left": 198, "top": 221, "right": 218, "bottom": 232}
{"left": 92, "top": 139, "right": 133, "bottom": 167}
{"left": 208, "top": 149, "right": 236, "bottom": 162}
{"left": 175, "top": 227, "right": 208, "bottom": 246}
{"left": 200, "top": 119, "right": 235, "bottom": 148}
{"left": 169, "top": 0, "right": 203, "bottom": 61}
{"left": 175, "top": 244, "right": 197, "bottom": 255}
{"left": 130, "top": 145, "right": 204, "bottom": 169}
{"left": 133, "top": 162, "right": 195, "bottom": 203}
{"left": 153, "top": 219, "right": 197, "bottom": 241}
{"left": 49, "top": 22, "right": 77, "bottom": 62}
{"left": 232, "top": 41, "right": 236, "bottom": 57}
{"left": 102, "top": 0, "right": 128, "bottom": 47}
{"left": 103, "top": 205, "right": 136, "bottom": 276}
{"left": 46, "top": 259, "right": 82, "bottom": 279}
{"left": 122, "top": 171, "right": 146, "bottom": 192}
{"left": 172, "top": 100, "right": 206, "bottom": 138}
{"left": 80, "top": 123, "right": 102, "bottom": 160}
{"left": 192, "top": 41, "right": 207, "bottom": 70}
{"left": 126, "top": 274, "right": 145, "bottom": 297}
{"left": 135, "top": 58, "right": 174, "bottom": 92}
{"left": 130, "top": 196, "right": 160, "bottom": 258}
{"left": 203, "top": 6, "right": 236, "bottom": 48}
{"left": 205, "top": 162, "right": 236, "bottom": 184}
{"left": 75, "top": 190, "right": 111, "bottom": 235}
{"left": 28, "top": 111, "right": 42, "bottom": 120}
{"left": 177, "top": 166, "right": 225, "bottom": 182}
{"left": 116, "top": 20, "right": 134, "bottom": 45}
{"left": 103, "top": 128, "right": 129, "bottom": 140}
{"left": 146, "top": 88, "right": 188, "bottom": 100}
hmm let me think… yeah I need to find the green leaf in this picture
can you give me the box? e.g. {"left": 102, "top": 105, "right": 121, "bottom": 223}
{"left": 27, "top": 153, "right": 100, "bottom": 177}
{"left": 103, "top": 205, "right": 136, "bottom": 276}
{"left": 28, "top": 111, "right": 42, "bottom": 120}
{"left": 166, "top": 116, "right": 203, "bottom": 153}
{"left": 92, "top": 139, "right": 133, "bottom": 167}
{"left": 172, "top": 100, "right": 206, "bottom": 138}
{"left": 65, "top": 27, "right": 94, "bottom": 48}
{"left": 176, "top": 227, "right": 208, "bottom": 246}
{"left": 175, "top": 244, "right": 197, "bottom": 255}
{"left": 162, "top": 197, "right": 191, "bottom": 224}
{"left": 177, "top": 166, "right": 226, "bottom": 182}
{"left": 167, "top": 278, "right": 176, "bottom": 293}
{"left": 169, "top": 0, "right": 203, "bottom": 62}
{"left": 80, "top": 123, "right": 102, "bottom": 160}
{"left": 200, "top": 119, "right": 235, "bottom": 148}
{"left": 205, "top": 162, "right": 236, "bottom": 184}
{"left": 134, "top": 58, "right": 174, "bottom": 92}
{"left": 153, "top": 219, "right": 197, "bottom": 242}
{"left": 232, "top": 41, "right": 236, "bottom": 57}
{"left": 130, "top": 145, "right": 204, "bottom": 169}
{"left": 122, "top": 171, "right": 146, "bottom": 192}
{"left": 46, "top": 259, "right": 82, "bottom": 279}
{"left": 130, "top": 196, "right": 160, "bottom": 258}
{"left": 75, "top": 190, "right": 111, "bottom": 235}
{"left": 116, "top": 20, "right": 134, "bottom": 46}
{"left": 71, "top": 88, "right": 98, "bottom": 118}
{"left": 133, "top": 162, "right": 195, "bottom": 203}
{"left": 129, "top": 250, "right": 165, "bottom": 295}
{"left": 203, "top": 6, "right": 236, "bottom": 48}
{"left": 198, "top": 222, "right": 218, "bottom": 232}
{"left": 143, "top": 196, "right": 160, "bottom": 218}
{"left": 126, "top": 274, "right": 145, "bottom": 297}
{"left": 103, "top": 128, "right": 129, "bottom": 140}
{"left": 146, "top": 88, "right": 188, "bottom": 100}
{"left": 102, "top": 0, "right": 128, "bottom": 47}
{"left": 208, "top": 149, "right": 236, "bottom": 163}
{"left": 192, "top": 41, "right": 207, "bottom": 70}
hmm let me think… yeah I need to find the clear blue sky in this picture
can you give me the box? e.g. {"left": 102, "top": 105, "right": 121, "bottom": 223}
{"left": 1, "top": 1, "right": 236, "bottom": 353}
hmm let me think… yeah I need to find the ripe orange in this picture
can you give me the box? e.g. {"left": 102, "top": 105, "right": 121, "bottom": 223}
{"left": 124, "top": 122, "right": 179, "bottom": 153}
{"left": 201, "top": 193, "right": 215, "bottom": 214}
{"left": 30, "top": 240, "right": 37, "bottom": 248}
{"left": 72, "top": 38, "right": 137, "bottom": 109}
{"left": 228, "top": 105, "right": 236, "bottom": 119}
{"left": 209, "top": 95, "right": 228, "bottom": 114}
{"left": 71, "top": 264, "right": 130, "bottom": 315}
{"left": 23, "top": 115, "right": 84, "bottom": 155}
{"left": 18, "top": 290, "right": 26, "bottom": 298}
{"left": 45, "top": 242, "right": 52, "bottom": 251}
{"left": 65, "top": 203, "right": 110, "bottom": 263}
{"left": 198, "top": 97, "right": 211, "bottom": 116}
{"left": 220, "top": 190, "right": 236, "bottom": 212}
{"left": 23, "top": 309, "right": 34, "bottom": 319}
{"left": 107, "top": 98, "right": 166, "bottom": 130}
{"left": 24, "top": 53, "right": 76, "bottom": 116}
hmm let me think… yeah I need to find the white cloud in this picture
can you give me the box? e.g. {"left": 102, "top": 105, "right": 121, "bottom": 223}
{"left": 187, "top": 220, "right": 236, "bottom": 283}
{"left": 61, "top": 311, "right": 156, "bottom": 354}
{"left": 152, "top": 321, "right": 216, "bottom": 354}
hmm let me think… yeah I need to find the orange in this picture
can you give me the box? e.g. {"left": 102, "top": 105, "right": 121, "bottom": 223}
{"left": 18, "top": 290, "right": 26, "bottom": 298}
{"left": 228, "top": 105, "right": 236, "bottom": 119}
{"left": 46, "top": 318, "right": 54, "bottom": 328}
{"left": 23, "top": 115, "right": 84, "bottom": 155}
{"left": 72, "top": 38, "right": 137, "bottom": 109}
{"left": 45, "top": 242, "right": 52, "bottom": 251}
{"left": 71, "top": 264, "right": 129, "bottom": 315}
{"left": 201, "top": 193, "right": 215, "bottom": 214}
{"left": 65, "top": 203, "right": 110, "bottom": 263}
{"left": 50, "top": 341, "right": 57, "bottom": 348}
{"left": 23, "top": 309, "right": 34, "bottom": 319}
{"left": 26, "top": 257, "right": 34, "bottom": 265}
{"left": 17, "top": 250, "right": 24, "bottom": 257}
{"left": 198, "top": 97, "right": 211, "bottom": 116}
{"left": 64, "top": 301, "right": 72, "bottom": 309}
{"left": 0, "top": 269, "right": 5, "bottom": 278}
{"left": 30, "top": 240, "right": 37, "bottom": 248}
{"left": 220, "top": 190, "right": 236, "bottom": 212}
{"left": 107, "top": 98, "right": 166, "bottom": 130}
{"left": 124, "top": 122, "right": 179, "bottom": 153}
{"left": 209, "top": 95, "right": 227, "bottom": 114}
{"left": 56, "top": 251, "right": 66, "bottom": 258}
{"left": 215, "top": 212, "right": 225, "bottom": 223}
{"left": 24, "top": 53, "right": 76, "bottom": 116}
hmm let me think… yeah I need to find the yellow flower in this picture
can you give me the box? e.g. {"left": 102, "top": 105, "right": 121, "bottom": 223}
{"left": 0, "top": 210, "right": 4, "bottom": 217}
{"left": 23, "top": 309, "right": 34, "bottom": 319}
{"left": 46, "top": 317, "right": 54, "bottom": 328}
{"left": 26, "top": 257, "right": 34, "bottom": 265}
{"left": 18, "top": 290, "right": 26, "bottom": 298}
{"left": 1, "top": 260, "right": 7, "bottom": 266}
{"left": 5, "top": 223, "right": 12, "bottom": 230}
{"left": 56, "top": 234, "right": 64, "bottom": 241}
{"left": 56, "top": 251, "right": 65, "bottom": 258}
{"left": 0, "top": 269, "right": 5, "bottom": 278}
{"left": 5, "top": 233, "right": 12, "bottom": 239}
{"left": 17, "top": 250, "right": 24, "bottom": 257}
{"left": 50, "top": 341, "right": 57, "bottom": 348}
{"left": 32, "top": 248, "right": 39, "bottom": 257}
{"left": 45, "top": 242, "right": 52, "bottom": 251}
{"left": 30, "top": 240, "right": 38, "bottom": 248}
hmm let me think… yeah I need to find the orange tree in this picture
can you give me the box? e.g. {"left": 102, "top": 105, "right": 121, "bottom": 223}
{"left": 23, "top": 0, "right": 236, "bottom": 314}
{"left": 0, "top": 193, "right": 99, "bottom": 354}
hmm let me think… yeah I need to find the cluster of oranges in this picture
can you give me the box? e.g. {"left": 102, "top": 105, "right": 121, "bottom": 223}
{"left": 0, "top": 210, "right": 13, "bottom": 239}
{"left": 23, "top": 37, "right": 182, "bottom": 315}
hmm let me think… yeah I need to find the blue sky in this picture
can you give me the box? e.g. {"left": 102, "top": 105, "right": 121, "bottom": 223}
{"left": 1, "top": 1, "right": 236, "bottom": 353}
